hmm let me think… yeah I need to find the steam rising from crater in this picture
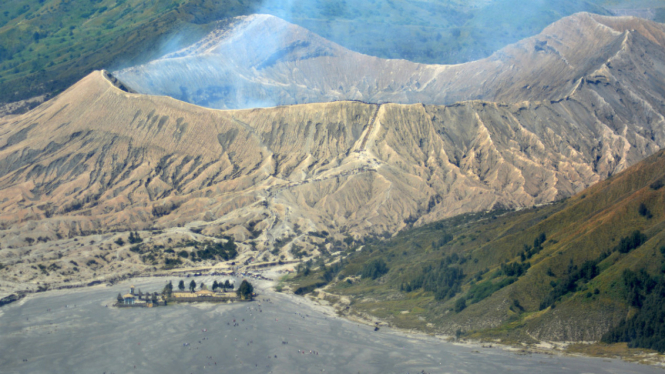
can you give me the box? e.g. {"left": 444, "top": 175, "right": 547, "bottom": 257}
{"left": 112, "top": 0, "right": 625, "bottom": 110}
{"left": 116, "top": 15, "right": 305, "bottom": 109}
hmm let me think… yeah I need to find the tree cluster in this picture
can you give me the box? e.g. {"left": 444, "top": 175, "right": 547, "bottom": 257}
{"left": 128, "top": 231, "right": 143, "bottom": 244}
{"left": 194, "top": 239, "right": 238, "bottom": 261}
{"left": 638, "top": 203, "right": 653, "bottom": 219}
{"left": 212, "top": 280, "right": 233, "bottom": 291}
{"left": 602, "top": 270, "right": 665, "bottom": 352}
{"left": 361, "top": 259, "right": 389, "bottom": 280}
{"left": 519, "top": 233, "right": 546, "bottom": 261}
{"left": 499, "top": 261, "right": 530, "bottom": 277}
{"left": 540, "top": 230, "right": 648, "bottom": 310}
{"left": 454, "top": 296, "right": 467, "bottom": 313}
{"left": 616, "top": 230, "right": 647, "bottom": 254}
{"left": 321, "top": 259, "right": 347, "bottom": 282}
{"left": 164, "top": 258, "right": 182, "bottom": 266}
{"left": 650, "top": 179, "right": 664, "bottom": 190}
{"left": 460, "top": 240, "right": 537, "bottom": 308}
{"left": 401, "top": 260, "right": 465, "bottom": 301}
{"left": 540, "top": 259, "right": 599, "bottom": 310}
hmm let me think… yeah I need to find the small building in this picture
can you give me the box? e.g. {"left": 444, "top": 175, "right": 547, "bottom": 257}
{"left": 196, "top": 289, "right": 215, "bottom": 297}
{"left": 172, "top": 291, "right": 195, "bottom": 298}
{"left": 122, "top": 293, "right": 136, "bottom": 305}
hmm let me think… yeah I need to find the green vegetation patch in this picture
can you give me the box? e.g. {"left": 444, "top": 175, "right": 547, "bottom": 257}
{"left": 287, "top": 149, "right": 665, "bottom": 342}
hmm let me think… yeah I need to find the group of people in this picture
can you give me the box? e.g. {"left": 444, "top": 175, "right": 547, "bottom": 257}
{"left": 297, "top": 349, "right": 319, "bottom": 356}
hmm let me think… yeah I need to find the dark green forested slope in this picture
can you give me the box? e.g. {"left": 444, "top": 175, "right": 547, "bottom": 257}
{"left": 0, "top": 0, "right": 256, "bottom": 104}
{"left": 291, "top": 148, "right": 665, "bottom": 346}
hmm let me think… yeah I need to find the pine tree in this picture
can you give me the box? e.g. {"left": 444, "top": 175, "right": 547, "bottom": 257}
{"left": 189, "top": 280, "right": 196, "bottom": 292}
{"left": 128, "top": 231, "right": 143, "bottom": 244}
{"left": 162, "top": 281, "right": 173, "bottom": 297}
{"left": 236, "top": 280, "right": 254, "bottom": 300}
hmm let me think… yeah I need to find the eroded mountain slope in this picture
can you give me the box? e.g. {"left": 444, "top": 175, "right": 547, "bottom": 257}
{"left": 1, "top": 13, "right": 665, "bottom": 293}
{"left": 0, "top": 56, "right": 664, "bottom": 293}
{"left": 0, "top": 70, "right": 661, "bottom": 238}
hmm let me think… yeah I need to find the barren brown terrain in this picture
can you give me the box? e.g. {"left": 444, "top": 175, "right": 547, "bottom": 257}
{"left": 0, "top": 13, "right": 665, "bottom": 298}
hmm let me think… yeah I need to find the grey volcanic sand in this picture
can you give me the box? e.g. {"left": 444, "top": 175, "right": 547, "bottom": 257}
{"left": 0, "top": 277, "right": 661, "bottom": 374}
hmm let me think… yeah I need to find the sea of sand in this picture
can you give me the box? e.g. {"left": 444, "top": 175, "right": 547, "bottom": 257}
{"left": 0, "top": 275, "right": 661, "bottom": 374}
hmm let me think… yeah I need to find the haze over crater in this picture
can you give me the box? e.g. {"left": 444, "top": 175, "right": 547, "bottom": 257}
{"left": 115, "top": 13, "right": 665, "bottom": 110}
